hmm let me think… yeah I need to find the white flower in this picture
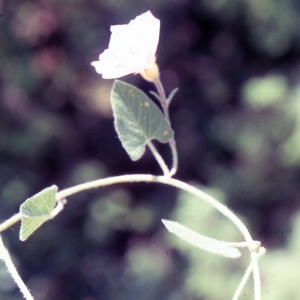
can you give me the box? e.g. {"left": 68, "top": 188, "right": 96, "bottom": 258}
{"left": 91, "top": 11, "right": 160, "bottom": 79}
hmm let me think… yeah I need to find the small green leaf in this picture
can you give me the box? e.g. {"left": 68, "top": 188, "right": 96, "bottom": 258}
{"left": 19, "top": 185, "right": 58, "bottom": 241}
{"left": 111, "top": 80, "right": 174, "bottom": 161}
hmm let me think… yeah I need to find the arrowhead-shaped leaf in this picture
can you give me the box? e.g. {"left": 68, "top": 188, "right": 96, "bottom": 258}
{"left": 20, "top": 185, "right": 58, "bottom": 241}
{"left": 162, "top": 219, "right": 241, "bottom": 258}
{"left": 111, "top": 80, "right": 174, "bottom": 161}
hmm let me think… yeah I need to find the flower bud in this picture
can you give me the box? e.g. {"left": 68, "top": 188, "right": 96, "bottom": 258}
{"left": 139, "top": 60, "right": 159, "bottom": 82}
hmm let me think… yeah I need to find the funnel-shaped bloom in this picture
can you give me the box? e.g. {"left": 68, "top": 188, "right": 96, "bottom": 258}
{"left": 91, "top": 11, "right": 160, "bottom": 79}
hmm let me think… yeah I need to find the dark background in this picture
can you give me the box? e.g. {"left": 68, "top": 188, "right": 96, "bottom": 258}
{"left": 1, "top": 0, "right": 300, "bottom": 299}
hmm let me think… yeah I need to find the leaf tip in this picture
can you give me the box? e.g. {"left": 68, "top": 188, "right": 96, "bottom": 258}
{"left": 161, "top": 218, "right": 173, "bottom": 228}
{"left": 19, "top": 234, "right": 26, "bottom": 242}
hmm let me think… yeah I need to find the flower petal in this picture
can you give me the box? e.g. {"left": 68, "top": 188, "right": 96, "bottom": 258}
{"left": 91, "top": 11, "right": 160, "bottom": 79}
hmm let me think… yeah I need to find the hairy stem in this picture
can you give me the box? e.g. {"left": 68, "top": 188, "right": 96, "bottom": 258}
{"left": 0, "top": 235, "right": 34, "bottom": 300}
{"left": 147, "top": 142, "right": 170, "bottom": 175}
{"left": 168, "top": 139, "right": 178, "bottom": 177}
{"left": 0, "top": 214, "right": 21, "bottom": 233}
{"left": 57, "top": 174, "right": 253, "bottom": 242}
{"left": 252, "top": 250, "right": 262, "bottom": 300}
{"left": 233, "top": 260, "right": 254, "bottom": 300}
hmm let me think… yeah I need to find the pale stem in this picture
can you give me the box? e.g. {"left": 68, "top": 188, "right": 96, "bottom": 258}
{"left": 153, "top": 77, "right": 178, "bottom": 176}
{"left": 252, "top": 251, "right": 262, "bottom": 300}
{"left": 0, "top": 235, "right": 34, "bottom": 300}
{"left": 233, "top": 260, "right": 254, "bottom": 300}
{"left": 56, "top": 174, "right": 253, "bottom": 242}
{"left": 147, "top": 142, "right": 170, "bottom": 175}
{"left": 168, "top": 139, "right": 178, "bottom": 177}
{"left": 50, "top": 200, "right": 66, "bottom": 218}
{"left": 233, "top": 247, "right": 265, "bottom": 300}
{"left": 0, "top": 214, "right": 22, "bottom": 233}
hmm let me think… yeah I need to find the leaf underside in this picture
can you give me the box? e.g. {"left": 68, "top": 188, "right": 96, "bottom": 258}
{"left": 162, "top": 219, "right": 241, "bottom": 259}
{"left": 111, "top": 80, "right": 174, "bottom": 161}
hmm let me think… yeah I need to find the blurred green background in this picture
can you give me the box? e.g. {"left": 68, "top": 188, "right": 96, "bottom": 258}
{"left": 1, "top": 0, "right": 300, "bottom": 299}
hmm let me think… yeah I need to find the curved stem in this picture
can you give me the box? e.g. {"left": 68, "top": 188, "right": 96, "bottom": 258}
{"left": 1, "top": 177, "right": 252, "bottom": 242}
{"left": 57, "top": 174, "right": 253, "bottom": 242}
{"left": 0, "top": 235, "right": 34, "bottom": 300}
{"left": 147, "top": 142, "right": 170, "bottom": 175}
{"left": 168, "top": 139, "right": 178, "bottom": 177}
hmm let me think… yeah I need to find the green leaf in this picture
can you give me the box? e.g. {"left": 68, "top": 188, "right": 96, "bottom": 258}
{"left": 19, "top": 185, "right": 58, "bottom": 241}
{"left": 111, "top": 80, "right": 174, "bottom": 161}
{"left": 162, "top": 219, "right": 241, "bottom": 258}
